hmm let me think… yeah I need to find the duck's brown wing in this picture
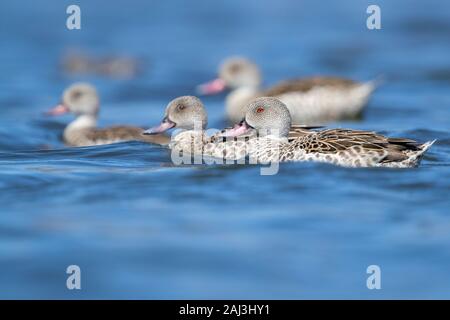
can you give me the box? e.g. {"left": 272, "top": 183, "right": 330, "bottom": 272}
{"left": 294, "top": 128, "right": 421, "bottom": 162}
{"left": 86, "top": 126, "right": 170, "bottom": 145}
{"left": 262, "top": 77, "right": 358, "bottom": 96}
{"left": 288, "top": 125, "right": 325, "bottom": 141}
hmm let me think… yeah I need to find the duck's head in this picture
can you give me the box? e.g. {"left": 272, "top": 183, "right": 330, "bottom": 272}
{"left": 197, "top": 56, "right": 261, "bottom": 95}
{"left": 222, "top": 97, "right": 291, "bottom": 138}
{"left": 143, "top": 96, "right": 207, "bottom": 135}
{"left": 47, "top": 82, "right": 99, "bottom": 117}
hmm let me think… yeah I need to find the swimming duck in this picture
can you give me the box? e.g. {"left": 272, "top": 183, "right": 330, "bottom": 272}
{"left": 143, "top": 96, "right": 434, "bottom": 168}
{"left": 46, "top": 83, "right": 169, "bottom": 147}
{"left": 143, "top": 96, "right": 212, "bottom": 156}
{"left": 143, "top": 95, "right": 249, "bottom": 160}
{"left": 220, "top": 97, "right": 435, "bottom": 168}
{"left": 61, "top": 51, "right": 142, "bottom": 79}
{"left": 197, "top": 56, "right": 378, "bottom": 125}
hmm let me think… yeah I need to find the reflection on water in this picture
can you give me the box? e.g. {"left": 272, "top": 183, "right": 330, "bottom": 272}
{"left": 0, "top": 0, "right": 449, "bottom": 298}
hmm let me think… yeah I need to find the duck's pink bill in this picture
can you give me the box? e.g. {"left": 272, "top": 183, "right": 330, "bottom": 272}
{"left": 143, "top": 121, "right": 175, "bottom": 135}
{"left": 45, "top": 104, "right": 69, "bottom": 116}
{"left": 221, "top": 122, "right": 250, "bottom": 137}
{"left": 196, "top": 78, "right": 226, "bottom": 95}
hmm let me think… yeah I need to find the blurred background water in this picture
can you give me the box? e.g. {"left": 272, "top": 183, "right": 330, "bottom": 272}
{"left": 0, "top": 0, "right": 449, "bottom": 299}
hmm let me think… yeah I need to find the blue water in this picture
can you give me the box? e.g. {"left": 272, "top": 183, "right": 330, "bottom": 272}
{"left": 0, "top": 0, "right": 449, "bottom": 299}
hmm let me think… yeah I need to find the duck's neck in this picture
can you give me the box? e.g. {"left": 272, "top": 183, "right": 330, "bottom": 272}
{"left": 65, "top": 114, "right": 97, "bottom": 134}
{"left": 63, "top": 114, "right": 98, "bottom": 146}
{"left": 171, "top": 130, "right": 205, "bottom": 144}
{"left": 170, "top": 130, "right": 207, "bottom": 159}
{"left": 226, "top": 86, "right": 259, "bottom": 123}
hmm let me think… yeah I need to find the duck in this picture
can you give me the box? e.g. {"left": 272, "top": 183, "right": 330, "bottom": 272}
{"left": 143, "top": 96, "right": 434, "bottom": 168}
{"left": 46, "top": 82, "right": 169, "bottom": 147}
{"left": 143, "top": 96, "right": 212, "bottom": 157}
{"left": 197, "top": 56, "right": 378, "bottom": 125}
{"left": 61, "top": 51, "right": 142, "bottom": 79}
{"left": 143, "top": 95, "right": 249, "bottom": 160}
{"left": 219, "top": 97, "right": 435, "bottom": 168}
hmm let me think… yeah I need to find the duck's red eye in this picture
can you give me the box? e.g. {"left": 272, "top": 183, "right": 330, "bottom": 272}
{"left": 256, "top": 107, "right": 264, "bottom": 113}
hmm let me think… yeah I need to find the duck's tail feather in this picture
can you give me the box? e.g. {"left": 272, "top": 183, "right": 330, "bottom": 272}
{"left": 420, "top": 139, "right": 436, "bottom": 154}
{"left": 411, "top": 139, "right": 436, "bottom": 165}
